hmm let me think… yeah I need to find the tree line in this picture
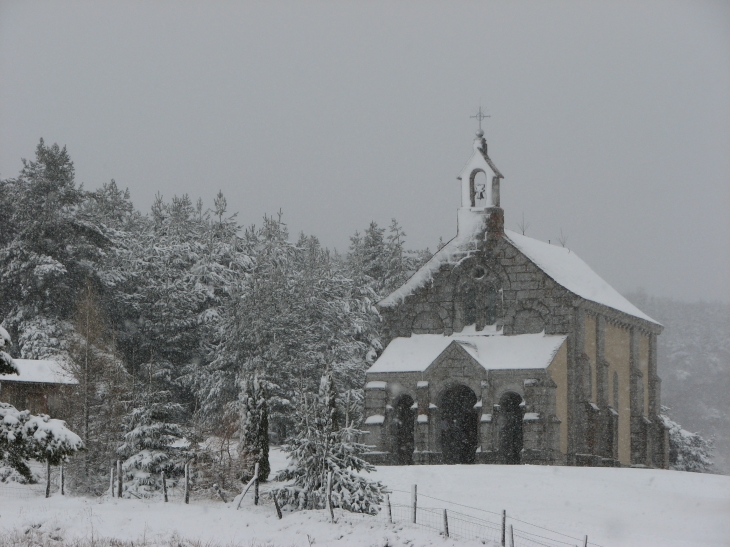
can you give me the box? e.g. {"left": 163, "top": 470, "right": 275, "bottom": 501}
{"left": 0, "top": 139, "right": 430, "bottom": 497}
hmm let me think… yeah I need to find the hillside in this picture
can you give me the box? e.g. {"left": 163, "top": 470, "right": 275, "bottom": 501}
{"left": 626, "top": 292, "right": 730, "bottom": 474}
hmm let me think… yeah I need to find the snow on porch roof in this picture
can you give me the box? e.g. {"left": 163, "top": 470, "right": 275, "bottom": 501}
{"left": 0, "top": 359, "right": 77, "bottom": 385}
{"left": 503, "top": 230, "right": 659, "bottom": 325}
{"left": 366, "top": 330, "right": 567, "bottom": 374}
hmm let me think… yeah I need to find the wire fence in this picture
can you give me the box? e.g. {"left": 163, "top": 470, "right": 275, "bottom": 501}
{"left": 0, "top": 461, "right": 58, "bottom": 498}
{"left": 0, "top": 465, "right": 603, "bottom": 547}
{"left": 381, "top": 487, "right": 603, "bottom": 547}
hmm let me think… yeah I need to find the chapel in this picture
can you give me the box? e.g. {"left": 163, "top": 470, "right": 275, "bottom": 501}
{"left": 363, "top": 126, "right": 669, "bottom": 468}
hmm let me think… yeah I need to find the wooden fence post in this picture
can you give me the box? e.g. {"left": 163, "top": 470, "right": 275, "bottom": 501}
{"left": 162, "top": 471, "right": 168, "bottom": 502}
{"left": 254, "top": 462, "right": 260, "bottom": 506}
{"left": 45, "top": 461, "right": 51, "bottom": 498}
{"left": 411, "top": 484, "right": 417, "bottom": 524}
{"left": 386, "top": 494, "right": 392, "bottom": 523}
{"left": 326, "top": 470, "right": 334, "bottom": 522}
{"left": 443, "top": 509, "right": 449, "bottom": 538}
{"left": 213, "top": 483, "right": 227, "bottom": 503}
{"left": 509, "top": 524, "right": 514, "bottom": 547}
{"left": 501, "top": 510, "right": 506, "bottom": 547}
{"left": 60, "top": 465, "right": 64, "bottom": 496}
{"left": 110, "top": 466, "right": 114, "bottom": 497}
{"left": 117, "top": 460, "right": 122, "bottom": 498}
{"left": 273, "top": 492, "right": 282, "bottom": 519}
{"left": 184, "top": 463, "right": 190, "bottom": 504}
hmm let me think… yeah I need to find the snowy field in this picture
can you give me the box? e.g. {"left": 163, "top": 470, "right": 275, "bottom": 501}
{"left": 1, "top": 449, "right": 728, "bottom": 547}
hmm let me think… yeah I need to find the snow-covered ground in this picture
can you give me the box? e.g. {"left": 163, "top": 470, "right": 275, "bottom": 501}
{"left": 1, "top": 449, "right": 728, "bottom": 547}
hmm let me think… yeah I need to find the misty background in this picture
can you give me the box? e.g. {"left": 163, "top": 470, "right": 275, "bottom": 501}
{"left": 1, "top": 1, "right": 728, "bottom": 303}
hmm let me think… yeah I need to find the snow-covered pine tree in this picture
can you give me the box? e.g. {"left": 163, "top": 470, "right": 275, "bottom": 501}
{"left": 0, "top": 325, "right": 17, "bottom": 375}
{"left": 118, "top": 360, "right": 189, "bottom": 498}
{"left": 273, "top": 372, "right": 386, "bottom": 515}
{"left": 659, "top": 408, "right": 714, "bottom": 473}
{"left": 0, "top": 402, "right": 83, "bottom": 482}
{"left": 238, "top": 373, "right": 270, "bottom": 482}
{"left": 0, "top": 139, "right": 108, "bottom": 360}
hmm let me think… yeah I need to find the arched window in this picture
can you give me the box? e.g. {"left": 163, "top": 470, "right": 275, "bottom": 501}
{"left": 469, "top": 170, "right": 489, "bottom": 207}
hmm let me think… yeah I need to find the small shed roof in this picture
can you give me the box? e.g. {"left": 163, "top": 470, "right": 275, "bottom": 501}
{"left": 366, "top": 330, "right": 567, "bottom": 374}
{"left": 0, "top": 359, "right": 77, "bottom": 385}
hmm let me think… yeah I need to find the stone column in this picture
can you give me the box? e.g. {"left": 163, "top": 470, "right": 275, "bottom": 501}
{"left": 629, "top": 328, "right": 647, "bottom": 465}
{"left": 363, "top": 381, "right": 388, "bottom": 456}
{"left": 415, "top": 381, "right": 430, "bottom": 458}
{"left": 478, "top": 378, "right": 495, "bottom": 461}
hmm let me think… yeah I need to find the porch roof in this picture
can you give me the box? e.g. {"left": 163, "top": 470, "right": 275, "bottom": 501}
{"left": 366, "top": 329, "right": 566, "bottom": 374}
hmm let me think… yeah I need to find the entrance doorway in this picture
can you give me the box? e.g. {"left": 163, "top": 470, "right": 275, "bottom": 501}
{"left": 392, "top": 394, "right": 415, "bottom": 465}
{"left": 499, "top": 392, "right": 524, "bottom": 464}
{"left": 439, "top": 385, "right": 478, "bottom": 464}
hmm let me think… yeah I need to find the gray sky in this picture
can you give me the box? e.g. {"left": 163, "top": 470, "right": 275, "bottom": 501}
{"left": 1, "top": 1, "right": 729, "bottom": 302}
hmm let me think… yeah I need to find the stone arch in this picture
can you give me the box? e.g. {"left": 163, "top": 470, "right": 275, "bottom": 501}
{"left": 498, "top": 391, "right": 524, "bottom": 464}
{"left": 411, "top": 311, "right": 444, "bottom": 334}
{"left": 391, "top": 393, "right": 415, "bottom": 465}
{"left": 504, "top": 300, "right": 550, "bottom": 335}
{"left": 469, "top": 169, "right": 489, "bottom": 207}
{"left": 439, "top": 384, "right": 479, "bottom": 464}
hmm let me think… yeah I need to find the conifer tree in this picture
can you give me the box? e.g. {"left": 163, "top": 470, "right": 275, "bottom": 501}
{"left": 273, "top": 372, "right": 386, "bottom": 514}
{"left": 0, "top": 325, "right": 17, "bottom": 375}
{"left": 660, "top": 409, "right": 714, "bottom": 473}
{"left": 118, "top": 360, "right": 189, "bottom": 498}
{"left": 238, "top": 373, "right": 270, "bottom": 482}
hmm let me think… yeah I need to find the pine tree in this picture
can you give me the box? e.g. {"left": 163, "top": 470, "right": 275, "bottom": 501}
{"left": 118, "top": 360, "right": 189, "bottom": 498}
{"left": 238, "top": 373, "right": 270, "bottom": 482}
{"left": 660, "top": 408, "right": 714, "bottom": 473}
{"left": 0, "top": 139, "right": 107, "bottom": 359}
{"left": 273, "top": 373, "right": 386, "bottom": 514}
{"left": 0, "top": 325, "right": 17, "bottom": 375}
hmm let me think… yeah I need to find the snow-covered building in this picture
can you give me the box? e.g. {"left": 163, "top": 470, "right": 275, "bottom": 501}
{"left": 363, "top": 130, "right": 669, "bottom": 468}
{"left": 0, "top": 359, "right": 76, "bottom": 417}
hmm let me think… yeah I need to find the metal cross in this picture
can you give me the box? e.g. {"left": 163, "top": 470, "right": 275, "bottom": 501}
{"left": 470, "top": 106, "right": 490, "bottom": 132}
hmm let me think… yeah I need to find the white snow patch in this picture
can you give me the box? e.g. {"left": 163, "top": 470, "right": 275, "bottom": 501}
{"left": 417, "top": 380, "right": 429, "bottom": 388}
{"left": 417, "top": 415, "right": 428, "bottom": 424}
{"left": 365, "top": 381, "right": 387, "bottom": 389}
{"left": 1, "top": 449, "right": 728, "bottom": 547}
{"left": 364, "top": 414, "right": 385, "bottom": 425}
{"left": 481, "top": 413, "right": 492, "bottom": 423}
{"left": 523, "top": 412, "right": 540, "bottom": 421}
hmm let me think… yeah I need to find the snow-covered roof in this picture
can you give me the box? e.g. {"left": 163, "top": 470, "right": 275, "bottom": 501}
{"left": 366, "top": 329, "right": 567, "bottom": 374}
{"left": 379, "top": 210, "right": 486, "bottom": 308}
{"left": 378, "top": 207, "right": 658, "bottom": 325}
{"left": 504, "top": 230, "right": 659, "bottom": 325}
{"left": 0, "top": 359, "right": 77, "bottom": 385}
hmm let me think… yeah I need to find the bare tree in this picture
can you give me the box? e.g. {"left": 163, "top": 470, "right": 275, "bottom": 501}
{"left": 558, "top": 228, "right": 568, "bottom": 248}
{"left": 516, "top": 213, "right": 530, "bottom": 236}
{"left": 63, "top": 281, "right": 131, "bottom": 493}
